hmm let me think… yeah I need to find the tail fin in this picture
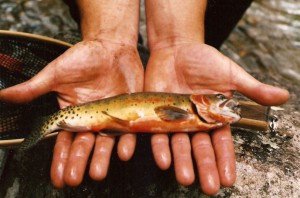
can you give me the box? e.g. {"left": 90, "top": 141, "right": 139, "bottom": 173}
{"left": 18, "top": 116, "right": 49, "bottom": 152}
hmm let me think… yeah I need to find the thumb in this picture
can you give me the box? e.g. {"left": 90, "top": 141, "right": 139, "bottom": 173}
{"left": 234, "top": 71, "right": 289, "bottom": 106}
{"left": 0, "top": 67, "right": 55, "bottom": 103}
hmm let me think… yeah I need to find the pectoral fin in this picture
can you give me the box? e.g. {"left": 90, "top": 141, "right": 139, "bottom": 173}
{"left": 154, "top": 106, "right": 191, "bottom": 121}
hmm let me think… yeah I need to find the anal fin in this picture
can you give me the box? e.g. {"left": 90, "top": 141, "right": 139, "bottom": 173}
{"left": 57, "top": 120, "right": 90, "bottom": 132}
{"left": 99, "top": 128, "right": 128, "bottom": 137}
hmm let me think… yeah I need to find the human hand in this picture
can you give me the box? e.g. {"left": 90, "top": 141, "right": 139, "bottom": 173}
{"left": 144, "top": 42, "right": 289, "bottom": 195}
{"left": 0, "top": 40, "right": 144, "bottom": 187}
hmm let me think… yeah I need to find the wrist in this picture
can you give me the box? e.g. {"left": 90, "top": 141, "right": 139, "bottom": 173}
{"left": 77, "top": 0, "right": 139, "bottom": 46}
{"left": 80, "top": 23, "right": 138, "bottom": 46}
{"left": 147, "top": 35, "right": 204, "bottom": 51}
{"left": 145, "top": 0, "right": 206, "bottom": 51}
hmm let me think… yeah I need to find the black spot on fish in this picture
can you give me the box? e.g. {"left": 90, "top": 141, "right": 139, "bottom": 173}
{"left": 85, "top": 111, "right": 88, "bottom": 113}
{"left": 65, "top": 116, "right": 68, "bottom": 119}
{"left": 90, "top": 116, "right": 93, "bottom": 119}
{"left": 60, "top": 115, "right": 63, "bottom": 118}
{"left": 71, "top": 117, "right": 74, "bottom": 119}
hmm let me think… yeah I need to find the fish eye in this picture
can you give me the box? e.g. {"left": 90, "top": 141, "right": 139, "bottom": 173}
{"left": 216, "top": 94, "right": 226, "bottom": 100}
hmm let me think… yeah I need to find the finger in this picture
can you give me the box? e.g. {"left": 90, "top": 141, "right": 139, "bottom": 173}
{"left": 151, "top": 134, "right": 171, "bottom": 170}
{"left": 171, "top": 133, "right": 195, "bottom": 186}
{"left": 89, "top": 135, "right": 115, "bottom": 181}
{"left": 233, "top": 66, "right": 289, "bottom": 106}
{"left": 192, "top": 132, "right": 220, "bottom": 195}
{"left": 0, "top": 66, "right": 55, "bottom": 103}
{"left": 63, "top": 132, "right": 95, "bottom": 186}
{"left": 211, "top": 125, "right": 236, "bottom": 187}
{"left": 117, "top": 133, "right": 136, "bottom": 161}
{"left": 50, "top": 132, "right": 73, "bottom": 188}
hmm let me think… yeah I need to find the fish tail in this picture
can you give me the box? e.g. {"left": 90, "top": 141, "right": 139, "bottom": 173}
{"left": 18, "top": 116, "right": 50, "bottom": 152}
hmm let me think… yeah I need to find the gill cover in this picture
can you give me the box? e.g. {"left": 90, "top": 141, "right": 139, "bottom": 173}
{"left": 190, "top": 94, "right": 217, "bottom": 123}
{"left": 190, "top": 94, "right": 241, "bottom": 124}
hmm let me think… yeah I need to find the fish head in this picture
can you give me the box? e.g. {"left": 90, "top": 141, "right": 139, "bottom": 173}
{"left": 190, "top": 94, "right": 241, "bottom": 125}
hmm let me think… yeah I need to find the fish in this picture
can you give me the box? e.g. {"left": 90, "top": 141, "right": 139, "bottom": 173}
{"left": 19, "top": 92, "right": 241, "bottom": 151}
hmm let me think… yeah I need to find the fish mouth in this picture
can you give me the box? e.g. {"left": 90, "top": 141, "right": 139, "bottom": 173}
{"left": 223, "top": 99, "right": 241, "bottom": 114}
{"left": 191, "top": 96, "right": 241, "bottom": 124}
{"left": 217, "top": 98, "right": 241, "bottom": 123}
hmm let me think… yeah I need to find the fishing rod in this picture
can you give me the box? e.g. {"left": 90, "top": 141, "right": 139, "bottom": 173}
{"left": 232, "top": 99, "right": 280, "bottom": 133}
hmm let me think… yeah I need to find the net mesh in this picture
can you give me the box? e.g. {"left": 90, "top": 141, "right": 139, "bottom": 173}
{"left": 0, "top": 31, "right": 149, "bottom": 142}
{"left": 0, "top": 31, "right": 69, "bottom": 140}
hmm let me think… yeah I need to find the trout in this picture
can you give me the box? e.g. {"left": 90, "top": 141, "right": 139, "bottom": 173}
{"left": 19, "top": 92, "right": 241, "bottom": 150}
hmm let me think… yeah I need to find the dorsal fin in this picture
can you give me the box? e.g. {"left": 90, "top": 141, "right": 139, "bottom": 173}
{"left": 154, "top": 106, "right": 191, "bottom": 121}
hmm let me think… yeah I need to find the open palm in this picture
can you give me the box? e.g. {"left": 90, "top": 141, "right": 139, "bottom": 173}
{"left": 0, "top": 40, "right": 144, "bottom": 187}
{"left": 145, "top": 42, "right": 289, "bottom": 195}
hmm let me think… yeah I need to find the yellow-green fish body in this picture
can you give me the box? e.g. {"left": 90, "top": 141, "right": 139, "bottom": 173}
{"left": 20, "top": 92, "right": 241, "bottom": 150}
